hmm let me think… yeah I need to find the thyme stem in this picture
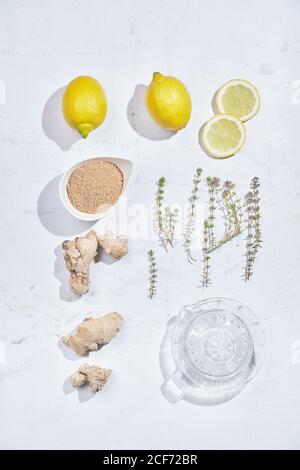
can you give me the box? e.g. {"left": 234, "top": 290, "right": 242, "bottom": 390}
{"left": 183, "top": 168, "right": 202, "bottom": 262}
{"left": 148, "top": 249, "right": 157, "bottom": 299}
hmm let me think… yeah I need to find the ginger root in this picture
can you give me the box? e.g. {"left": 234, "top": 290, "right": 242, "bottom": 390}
{"left": 62, "top": 230, "right": 128, "bottom": 295}
{"left": 98, "top": 230, "right": 128, "bottom": 259}
{"left": 70, "top": 364, "right": 112, "bottom": 393}
{"left": 63, "top": 312, "right": 123, "bottom": 356}
{"left": 62, "top": 230, "right": 98, "bottom": 295}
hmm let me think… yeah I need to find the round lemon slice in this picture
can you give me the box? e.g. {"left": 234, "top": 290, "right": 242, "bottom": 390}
{"left": 200, "top": 114, "right": 246, "bottom": 159}
{"left": 214, "top": 79, "right": 260, "bottom": 122}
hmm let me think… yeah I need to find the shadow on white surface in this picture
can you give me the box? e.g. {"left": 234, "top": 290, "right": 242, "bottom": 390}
{"left": 63, "top": 377, "right": 95, "bottom": 403}
{"left": 57, "top": 336, "right": 80, "bottom": 362}
{"left": 42, "top": 87, "right": 81, "bottom": 150}
{"left": 127, "top": 84, "right": 177, "bottom": 141}
{"left": 37, "top": 175, "right": 93, "bottom": 237}
{"left": 94, "top": 247, "right": 119, "bottom": 265}
{"left": 159, "top": 317, "right": 182, "bottom": 404}
{"left": 54, "top": 244, "right": 82, "bottom": 303}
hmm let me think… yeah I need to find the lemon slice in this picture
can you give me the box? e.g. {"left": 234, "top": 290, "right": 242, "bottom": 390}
{"left": 200, "top": 114, "right": 246, "bottom": 159}
{"left": 214, "top": 79, "right": 260, "bottom": 122}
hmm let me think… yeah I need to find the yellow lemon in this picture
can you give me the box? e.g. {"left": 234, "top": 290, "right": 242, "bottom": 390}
{"left": 62, "top": 75, "right": 107, "bottom": 138}
{"left": 145, "top": 72, "right": 192, "bottom": 131}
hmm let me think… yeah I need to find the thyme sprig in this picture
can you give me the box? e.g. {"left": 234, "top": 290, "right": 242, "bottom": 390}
{"left": 244, "top": 177, "right": 262, "bottom": 281}
{"left": 244, "top": 192, "right": 255, "bottom": 281}
{"left": 155, "top": 177, "right": 179, "bottom": 249}
{"left": 206, "top": 179, "right": 244, "bottom": 254}
{"left": 155, "top": 177, "right": 166, "bottom": 245}
{"left": 183, "top": 167, "right": 202, "bottom": 262}
{"left": 221, "top": 180, "right": 243, "bottom": 239}
{"left": 201, "top": 219, "right": 211, "bottom": 288}
{"left": 148, "top": 249, "right": 157, "bottom": 299}
{"left": 206, "top": 177, "right": 219, "bottom": 252}
{"left": 201, "top": 178, "right": 247, "bottom": 287}
{"left": 201, "top": 177, "right": 219, "bottom": 286}
{"left": 165, "top": 206, "right": 179, "bottom": 247}
{"left": 151, "top": 173, "right": 262, "bottom": 293}
{"left": 251, "top": 177, "right": 262, "bottom": 254}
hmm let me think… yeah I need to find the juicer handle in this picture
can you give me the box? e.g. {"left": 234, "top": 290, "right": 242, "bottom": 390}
{"left": 162, "top": 370, "right": 183, "bottom": 403}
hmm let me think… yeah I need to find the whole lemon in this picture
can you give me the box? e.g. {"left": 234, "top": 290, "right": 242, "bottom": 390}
{"left": 145, "top": 72, "right": 192, "bottom": 131}
{"left": 62, "top": 75, "right": 107, "bottom": 138}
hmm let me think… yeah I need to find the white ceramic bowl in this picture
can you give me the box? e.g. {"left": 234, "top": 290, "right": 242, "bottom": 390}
{"left": 60, "top": 156, "right": 133, "bottom": 221}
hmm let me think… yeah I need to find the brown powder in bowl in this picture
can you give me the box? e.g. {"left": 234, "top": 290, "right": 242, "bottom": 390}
{"left": 67, "top": 160, "right": 124, "bottom": 214}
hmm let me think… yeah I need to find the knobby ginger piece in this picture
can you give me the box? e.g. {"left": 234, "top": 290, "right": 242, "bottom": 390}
{"left": 62, "top": 229, "right": 128, "bottom": 296}
{"left": 98, "top": 230, "right": 128, "bottom": 259}
{"left": 62, "top": 230, "right": 98, "bottom": 295}
{"left": 63, "top": 312, "right": 123, "bottom": 356}
{"left": 70, "top": 364, "right": 112, "bottom": 393}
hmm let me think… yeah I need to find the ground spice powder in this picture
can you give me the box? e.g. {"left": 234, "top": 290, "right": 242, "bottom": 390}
{"left": 67, "top": 160, "right": 124, "bottom": 214}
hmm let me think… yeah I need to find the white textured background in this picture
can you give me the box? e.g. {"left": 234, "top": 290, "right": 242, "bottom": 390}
{"left": 0, "top": 0, "right": 300, "bottom": 450}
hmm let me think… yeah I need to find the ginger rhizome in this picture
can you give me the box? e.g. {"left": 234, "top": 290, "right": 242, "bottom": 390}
{"left": 63, "top": 230, "right": 98, "bottom": 295}
{"left": 70, "top": 364, "right": 112, "bottom": 393}
{"left": 62, "top": 230, "right": 128, "bottom": 295}
{"left": 97, "top": 230, "right": 128, "bottom": 259}
{"left": 65, "top": 312, "right": 123, "bottom": 393}
{"left": 63, "top": 312, "right": 123, "bottom": 356}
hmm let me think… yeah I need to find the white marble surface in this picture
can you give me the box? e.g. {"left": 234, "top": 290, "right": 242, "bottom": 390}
{"left": 1, "top": 0, "right": 300, "bottom": 450}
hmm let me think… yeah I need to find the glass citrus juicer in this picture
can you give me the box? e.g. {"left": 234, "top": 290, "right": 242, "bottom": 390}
{"left": 162, "top": 298, "right": 266, "bottom": 405}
